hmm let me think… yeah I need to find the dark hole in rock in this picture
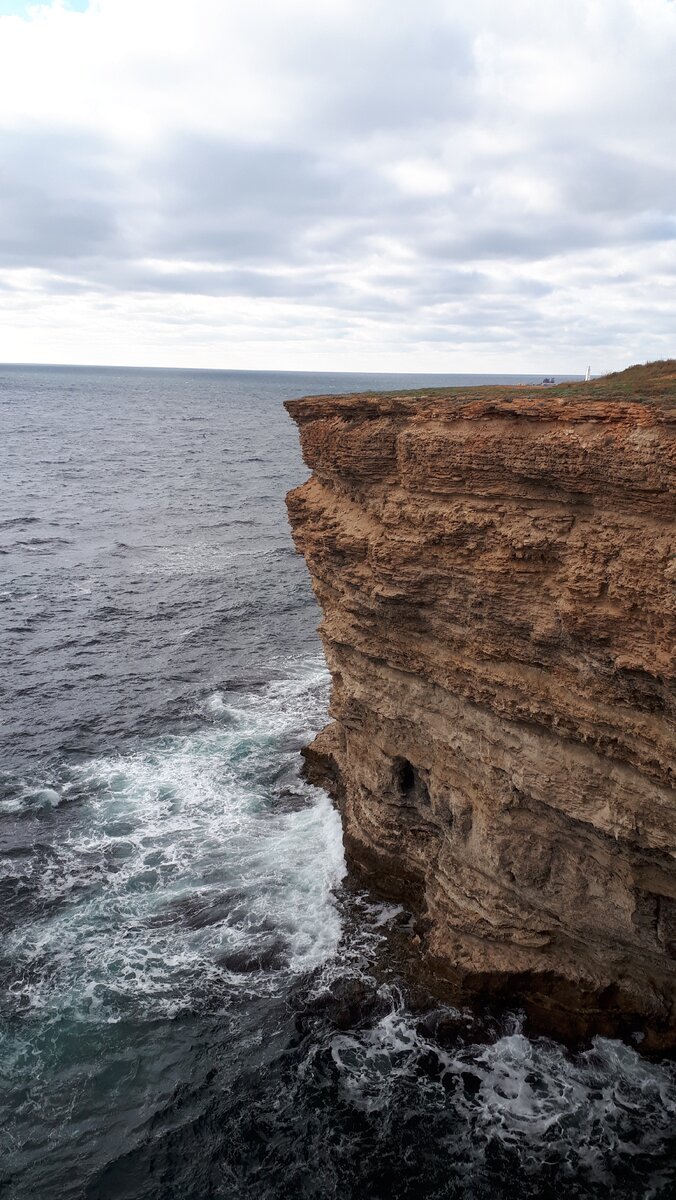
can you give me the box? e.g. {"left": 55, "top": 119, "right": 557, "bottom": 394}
{"left": 394, "top": 758, "right": 430, "bottom": 806}
{"left": 397, "top": 758, "right": 416, "bottom": 794}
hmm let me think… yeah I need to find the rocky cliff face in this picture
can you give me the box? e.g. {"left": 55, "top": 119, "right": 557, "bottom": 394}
{"left": 285, "top": 361, "right": 676, "bottom": 1048}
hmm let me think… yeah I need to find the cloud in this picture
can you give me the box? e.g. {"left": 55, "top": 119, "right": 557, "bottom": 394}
{"left": 0, "top": 128, "right": 119, "bottom": 264}
{"left": 0, "top": 0, "right": 674, "bottom": 369}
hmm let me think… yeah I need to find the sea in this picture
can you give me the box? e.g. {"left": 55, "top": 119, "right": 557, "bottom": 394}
{"left": 1, "top": 364, "right": 675, "bottom": 1200}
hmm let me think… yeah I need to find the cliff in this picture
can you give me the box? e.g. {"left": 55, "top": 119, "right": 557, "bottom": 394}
{"left": 285, "top": 361, "right": 676, "bottom": 1048}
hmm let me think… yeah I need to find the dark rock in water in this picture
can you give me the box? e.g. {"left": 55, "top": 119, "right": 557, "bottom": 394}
{"left": 217, "top": 940, "right": 289, "bottom": 973}
{"left": 299, "top": 974, "right": 391, "bottom": 1031}
{"left": 414, "top": 1008, "right": 473, "bottom": 1046}
{"left": 274, "top": 788, "right": 311, "bottom": 812}
{"left": 461, "top": 1071, "right": 482, "bottom": 1096}
{"left": 149, "top": 890, "right": 249, "bottom": 930}
{"left": 322, "top": 976, "right": 378, "bottom": 1030}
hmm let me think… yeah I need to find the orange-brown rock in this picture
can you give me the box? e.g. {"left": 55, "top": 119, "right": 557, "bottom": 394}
{"left": 285, "top": 361, "right": 676, "bottom": 1048}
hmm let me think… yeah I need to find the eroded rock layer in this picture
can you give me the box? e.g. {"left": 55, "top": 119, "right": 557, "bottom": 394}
{"left": 285, "top": 362, "right": 676, "bottom": 1047}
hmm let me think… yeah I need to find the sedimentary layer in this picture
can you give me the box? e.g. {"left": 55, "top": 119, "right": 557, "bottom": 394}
{"left": 285, "top": 361, "right": 676, "bottom": 1047}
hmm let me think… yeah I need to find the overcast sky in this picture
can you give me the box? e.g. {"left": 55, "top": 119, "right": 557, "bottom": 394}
{"left": 0, "top": 0, "right": 674, "bottom": 372}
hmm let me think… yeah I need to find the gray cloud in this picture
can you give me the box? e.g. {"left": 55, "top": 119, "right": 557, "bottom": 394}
{"left": 0, "top": 0, "right": 675, "bottom": 368}
{"left": 0, "top": 129, "right": 119, "bottom": 264}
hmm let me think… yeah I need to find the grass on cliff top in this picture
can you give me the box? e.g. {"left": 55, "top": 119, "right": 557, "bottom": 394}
{"left": 358, "top": 359, "right": 676, "bottom": 412}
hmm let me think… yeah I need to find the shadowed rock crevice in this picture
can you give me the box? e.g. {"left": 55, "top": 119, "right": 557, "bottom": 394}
{"left": 286, "top": 361, "right": 676, "bottom": 1050}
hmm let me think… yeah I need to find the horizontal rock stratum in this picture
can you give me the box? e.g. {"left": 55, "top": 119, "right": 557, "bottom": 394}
{"left": 285, "top": 361, "right": 676, "bottom": 1049}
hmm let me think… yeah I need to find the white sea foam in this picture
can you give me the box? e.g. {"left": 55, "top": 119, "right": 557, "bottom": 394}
{"left": 3, "top": 659, "right": 343, "bottom": 1020}
{"left": 0, "top": 784, "right": 65, "bottom": 815}
{"left": 321, "top": 993, "right": 676, "bottom": 1185}
{"left": 144, "top": 539, "right": 290, "bottom": 576}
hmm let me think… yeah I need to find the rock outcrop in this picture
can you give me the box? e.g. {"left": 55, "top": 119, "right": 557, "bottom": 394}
{"left": 285, "top": 361, "right": 676, "bottom": 1048}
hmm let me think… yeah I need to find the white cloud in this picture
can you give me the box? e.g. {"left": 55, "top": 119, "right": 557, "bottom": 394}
{"left": 0, "top": 0, "right": 674, "bottom": 369}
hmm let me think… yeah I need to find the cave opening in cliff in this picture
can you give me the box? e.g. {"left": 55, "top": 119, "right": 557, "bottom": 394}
{"left": 396, "top": 758, "right": 416, "bottom": 794}
{"left": 394, "top": 758, "right": 430, "bottom": 806}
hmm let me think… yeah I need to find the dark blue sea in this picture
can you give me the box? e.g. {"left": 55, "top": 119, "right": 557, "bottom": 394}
{"left": 1, "top": 364, "right": 675, "bottom": 1200}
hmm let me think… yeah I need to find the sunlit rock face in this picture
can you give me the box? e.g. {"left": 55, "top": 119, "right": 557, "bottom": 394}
{"left": 285, "top": 362, "right": 676, "bottom": 1049}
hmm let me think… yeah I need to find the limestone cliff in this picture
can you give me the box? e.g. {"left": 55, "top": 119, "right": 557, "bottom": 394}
{"left": 285, "top": 361, "right": 676, "bottom": 1048}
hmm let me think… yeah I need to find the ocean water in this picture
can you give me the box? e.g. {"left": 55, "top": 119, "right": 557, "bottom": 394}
{"left": 1, "top": 363, "right": 675, "bottom": 1200}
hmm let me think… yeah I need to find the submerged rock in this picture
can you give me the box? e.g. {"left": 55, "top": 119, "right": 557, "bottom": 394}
{"left": 285, "top": 361, "right": 676, "bottom": 1050}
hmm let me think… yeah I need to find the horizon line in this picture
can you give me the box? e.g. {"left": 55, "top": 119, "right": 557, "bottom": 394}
{"left": 0, "top": 360, "right": 587, "bottom": 377}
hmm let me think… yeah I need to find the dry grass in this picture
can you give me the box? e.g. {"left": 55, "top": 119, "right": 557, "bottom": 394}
{"left": 356, "top": 359, "right": 676, "bottom": 412}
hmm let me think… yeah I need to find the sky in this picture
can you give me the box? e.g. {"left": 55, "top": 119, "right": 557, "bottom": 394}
{"left": 0, "top": 0, "right": 674, "bottom": 372}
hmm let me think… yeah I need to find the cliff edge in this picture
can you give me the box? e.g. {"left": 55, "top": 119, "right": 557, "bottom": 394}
{"left": 285, "top": 361, "right": 676, "bottom": 1048}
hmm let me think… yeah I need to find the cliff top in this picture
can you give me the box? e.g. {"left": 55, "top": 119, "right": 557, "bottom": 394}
{"left": 286, "top": 358, "right": 676, "bottom": 426}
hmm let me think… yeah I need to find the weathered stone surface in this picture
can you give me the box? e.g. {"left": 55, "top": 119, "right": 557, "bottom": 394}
{"left": 285, "top": 362, "right": 676, "bottom": 1048}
